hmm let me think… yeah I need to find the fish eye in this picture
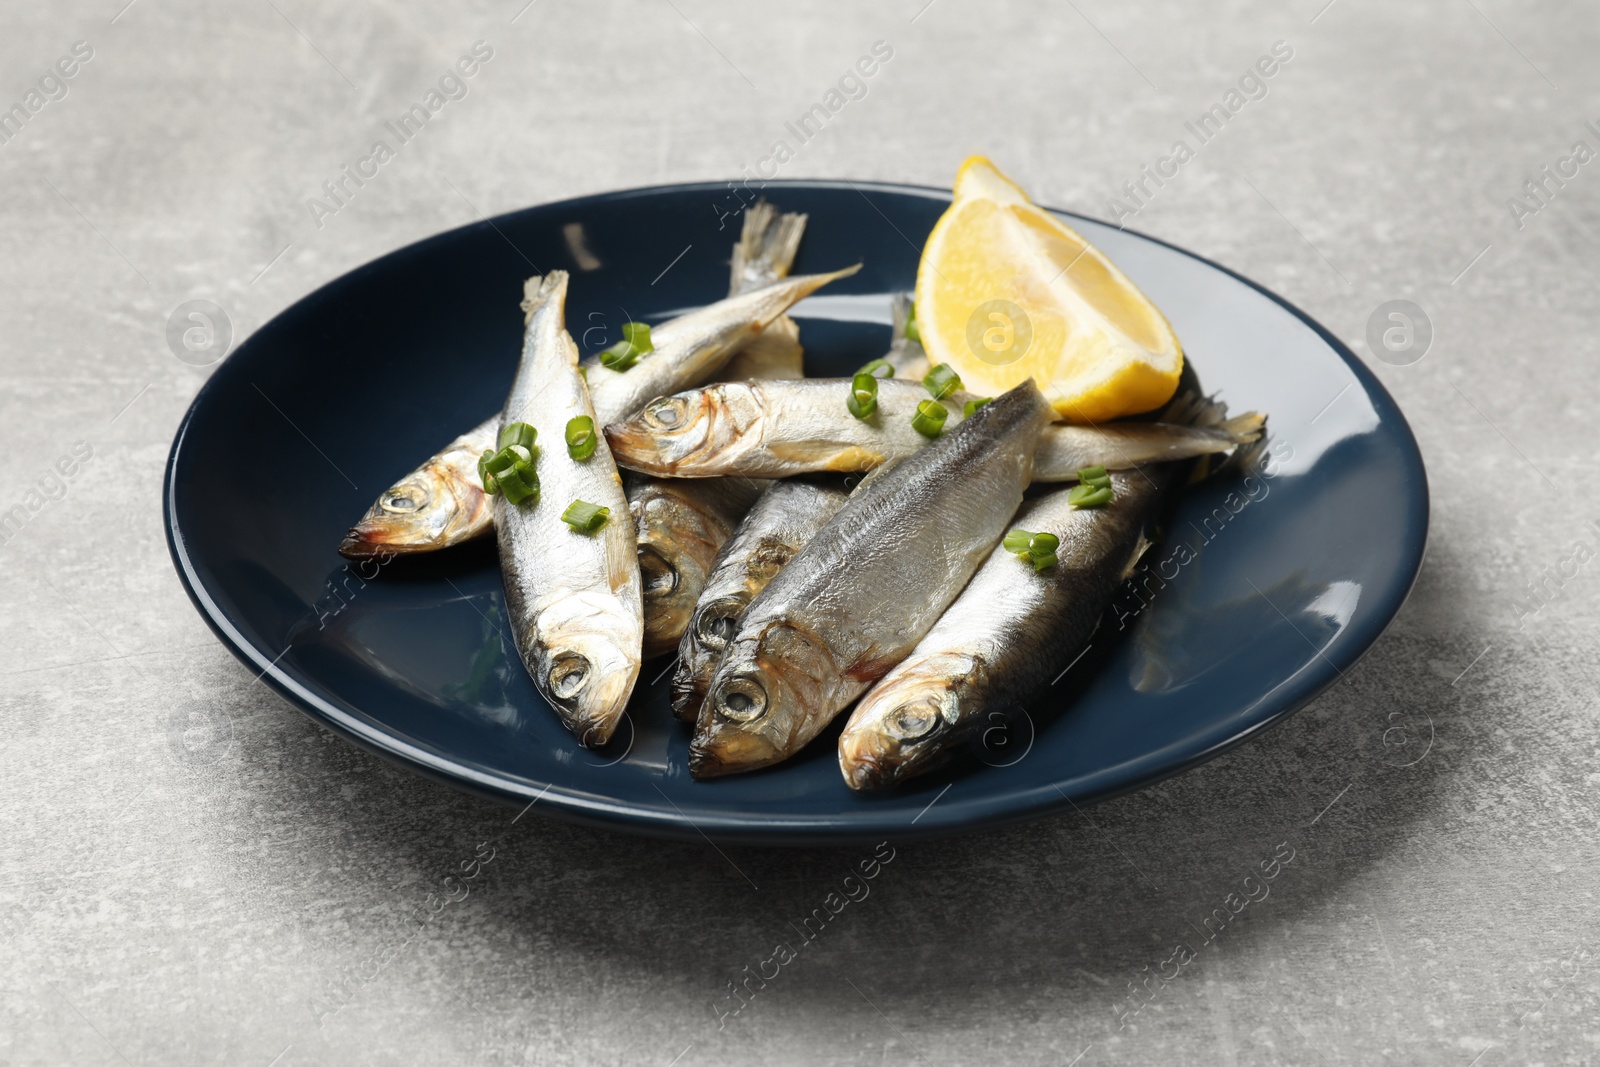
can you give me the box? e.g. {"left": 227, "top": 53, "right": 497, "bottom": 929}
{"left": 693, "top": 599, "right": 743, "bottom": 650}
{"left": 887, "top": 700, "right": 941, "bottom": 741}
{"left": 644, "top": 397, "right": 687, "bottom": 430}
{"left": 380, "top": 485, "right": 427, "bottom": 513}
{"left": 714, "top": 677, "right": 767, "bottom": 723}
{"left": 548, "top": 652, "right": 591, "bottom": 700}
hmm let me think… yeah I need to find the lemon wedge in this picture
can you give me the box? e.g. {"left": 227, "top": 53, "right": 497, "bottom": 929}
{"left": 914, "top": 156, "right": 1183, "bottom": 423}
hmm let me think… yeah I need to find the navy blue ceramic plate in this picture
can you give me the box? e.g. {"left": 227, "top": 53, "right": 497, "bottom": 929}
{"left": 164, "top": 180, "right": 1427, "bottom": 845}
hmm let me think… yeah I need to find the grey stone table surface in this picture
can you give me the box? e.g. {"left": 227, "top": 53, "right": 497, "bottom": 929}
{"left": 2, "top": 0, "right": 1596, "bottom": 1063}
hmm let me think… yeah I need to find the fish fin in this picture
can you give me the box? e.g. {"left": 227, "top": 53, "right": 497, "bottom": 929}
{"left": 520, "top": 272, "right": 568, "bottom": 324}
{"left": 889, "top": 292, "right": 913, "bottom": 340}
{"left": 884, "top": 292, "right": 929, "bottom": 378}
{"left": 742, "top": 264, "right": 861, "bottom": 332}
{"left": 1120, "top": 533, "right": 1156, "bottom": 582}
{"left": 731, "top": 202, "right": 808, "bottom": 293}
{"left": 768, "top": 440, "right": 885, "bottom": 471}
{"left": 1157, "top": 390, "right": 1230, "bottom": 428}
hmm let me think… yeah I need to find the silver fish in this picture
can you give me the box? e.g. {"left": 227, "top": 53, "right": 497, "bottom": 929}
{"left": 496, "top": 272, "right": 641, "bottom": 746}
{"left": 669, "top": 477, "right": 851, "bottom": 723}
{"left": 837, "top": 466, "right": 1182, "bottom": 790}
{"left": 338, "top": 205, "right": 839, "bottom": 559}
{"left": 605, "top": 377, "right": 1262, "bottom": 480}
{"left": 629, "top": 473, "right": 769, "bottom": 658}
{"left": 688, "top": 381, "right": 1053, "bottom": 778}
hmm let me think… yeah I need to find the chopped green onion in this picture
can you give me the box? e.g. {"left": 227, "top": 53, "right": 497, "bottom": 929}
{"left": 565, "top": 416, "right": 597, "bottom": 460}
{"left": 923, "top": 362, "right": 962, "bottom": 400}
{"left": 1002, "top": 529, "right": 1035, "bottom": 555}
{"left": 478, "top": 450, "right": 500, "bottom": 495}
{"left": 963, "top": 397, "right": 993, "bottom": 418}
{"left": 1004, "top": 528, "right": 1060, "bottom": 571}
{"left": 621, "top": 321, "right": 653, "bottom": 353}
{"left": 911, "top": 399, "right": 948, "bottom": 438}
{"left": 847, "top": 372, "right": 879, "bottom": 420}
{"left": 1068, "top": 484, "right": 1114, "bottom": 509}
{"left": 498, "top": 421, "right": 536, "bottom": 452}
{"left": 1076, "top": 465, "right": 1111, "bottom": 489}
{"left": 597, "top": 321, "right": 655, "bottom": 371}
{"left": 856, "top": 358, "right": 895, "bottom": 379}
{"left": 561, "top": 499, "right": 610, "bottom": 534}
{"left": 482, "top": 444, "right": 539, "bottom": 506}
{"left": 904, "top": 301, "right": 921, "bottom": 344}
{"left": 598, "top": 341, "right": 639, "bottom": 371}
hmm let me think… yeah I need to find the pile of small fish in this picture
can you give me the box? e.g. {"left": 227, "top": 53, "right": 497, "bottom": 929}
{"left": 339, "top": 204, "right": 1265, "bottom": 789}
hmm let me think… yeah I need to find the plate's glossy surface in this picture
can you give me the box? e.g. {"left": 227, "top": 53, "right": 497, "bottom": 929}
{"left": 164, "top": 180, "right": 1427, "bottom": 844}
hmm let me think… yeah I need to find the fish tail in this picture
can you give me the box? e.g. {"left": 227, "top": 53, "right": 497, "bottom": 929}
{"left": 1160, "top": 392, "right": 1268, "bottom": 481}
{"left": 520, "top": 271, "right": 570, "bottom": 323}
{"left": 731, "top": 201, "right": 809, "bottom": 291}
{"left": 889, "top": 292, "right": 913, "bottom": 341}
{"left": 1219, "top": 410, "right": 1267, "bottom": 444}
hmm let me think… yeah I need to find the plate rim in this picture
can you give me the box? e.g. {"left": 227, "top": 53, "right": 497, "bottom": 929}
{"left": 162, "top": 177, "right": 1430, "bottom": 845}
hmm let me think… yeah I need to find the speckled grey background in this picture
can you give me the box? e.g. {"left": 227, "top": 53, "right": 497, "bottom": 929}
{"left": 2, "top": 0, "right": 1595, "bottom": 1063}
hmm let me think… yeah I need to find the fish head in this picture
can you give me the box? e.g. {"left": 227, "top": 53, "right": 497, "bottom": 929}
{"left": 689, "top": 620, "right": 837, "bottom": 777}
{"left": 669, "top": 593, "right": 748, "bottom": 722}
{"left": 524, "top": 592, "right": 643, "bottom": 747}
{"left": 603, "top": 383, "right": 766, "bottom": 475}
{"left": 837, "top": 653, "right": 984, "bottom": 791}
{"left": 632, "top": 488, "right": 732, "bottom": 658}
{"left": 338, "top": 451, "right": 491, "bottom": 558}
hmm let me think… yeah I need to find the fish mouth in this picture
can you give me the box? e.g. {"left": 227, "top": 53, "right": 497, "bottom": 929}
{"left": 337, "top": 521, "right": 437, "bottom": 559}
{"left": 604, "top": 422, "right": 678, "bottom": 476}
{"left": 337, "top": 526, "right": 381, "bottom": 559}
{"left": 688, "top": 728, "right": 784, "bottom": 778}
{"left": 837, "top": 727, "right": 910, "bottom": 792}
{"left": 840, "top": 752, "right": 893, "bottom": 792}
{"left": 669, "top": 656, "right": 710, "bottom": 724}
